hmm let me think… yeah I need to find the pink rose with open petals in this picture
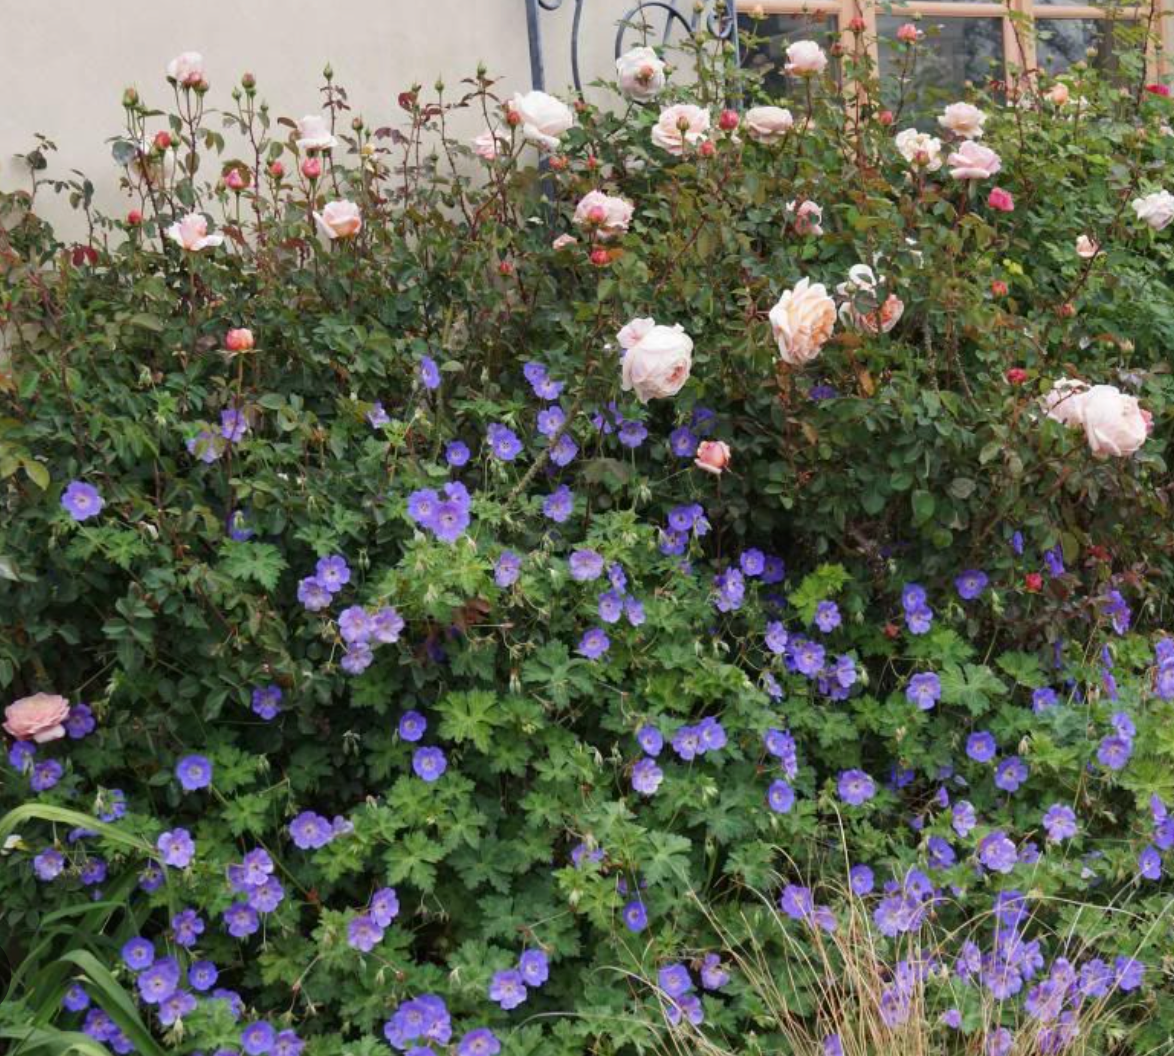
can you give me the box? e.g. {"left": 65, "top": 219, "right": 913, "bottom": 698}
{"left": 947, "top": 141, "right": 1002, "bottom": 180}
{"left": 573, "top": 191, "right": 634, "bottom": 240}
{"left": 651, "top": 104, "right": 711, "bottom": 156}
{"left": 314, "top": 201, "right": 362, "bottom": 241}
{"left": 4, "top": 693, "right": 71, "bottom": 743}
{"left": 166, "top": 212, "right": 223, "bottom": 252}
{"left": 938, "top": 102, "right": 986, "bottom": 139}
{"left": 694, "top": 440, "right": 731, "bottom": 475}
{"left": 784, "top": 41, "right": 827, "bottom": 76}
{"left": 1081, "top": 385, "right": 1149, "bottom": 457}
{"left": 770, "top": 279, "right": 836, "bottom": 366}
{"left": 166, "top": 52, "right": 205, "bottom": 88}
{"left": 472, "top": 128, "right": 509, "bottom": 161}
{"left": 988, "top": 187, "right": 1014, "bottom": 212}
{"left": 745, "top": 106, "right": 794, "bottom": 144}
{"left": 1042, "top": 378, "right": 1090, "bottom": 426}
{"left": 619, "top": 319, "right": 693, "bottom": 402}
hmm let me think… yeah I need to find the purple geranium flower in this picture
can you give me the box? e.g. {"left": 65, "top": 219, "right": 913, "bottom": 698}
{"left": 838, "top": 770, "right": 876, "bottom": 806}
{"left": 486, "top": 423, "right": 522, "bottom": 460}
{"left": 1042, "top": 804, "right": 1077, "bottom": 841}
{"left": 966, "top": 731, "right": 997, "bottom": 763}
{"left": 632, "top": 757, "right": 663, "bottom": 795}
{"left": 577, "top": 627, "right": 610, "bottom": 660}
{"left": 61, "top": 481, "right": 105, "bottom": 522}
{"left": 955, "top": 569, "right": 988, "bottom": 601}
{"left": 157, "top": 828, "right": 195, "bottom": 868}
{"left": 495, "top": 551, "right": 522, "bottom": 587}
{"left": 978, "top": 831, "right": 1017, "bottom": 874}
{"left": 289, "top": 811, "right": 334, "bottom": 850}
{"left": 995, "top": 756, "right": 1028, "bottom": 793}
{"left": 767, "top": 779, "right": 795, "bottom": 813}
{"left": 905, "top": 672, "right": 941, "bottom": 711}
{"left": 419, "top": 356, "right": 441, "bottom": 390}
{"left": 488, "top": 969, "right": 527, "bottom": 1010}
{"left": 251, "top": 684, "right": 283, "bottom": 720}
{"left": 176, "top": 754, "right": 212, "bottom": 791}
{"left": 316, "top": 555, "right": 350, "bottom": 593}
{"left": 623, "top": 900, "right": 648, "bottom": 931}
{"left": 399, "top": 711, "right": 427, "bottom": 742}
{"left": 542, "top": 485, "right": 574, "bottom": 523}
{"left": 413, "top": 747, "right": 447, "bottom": 782}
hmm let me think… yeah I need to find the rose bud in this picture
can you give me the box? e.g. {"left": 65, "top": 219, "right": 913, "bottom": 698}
{"left": 589, "top": 247, "right": 610, "bottom": 267}
{"left": 301, "top": 157, "right": 322, "bottom": 180}
{"left": 719, "top": 108, "right": 740, "bottom": 131}
{"left": 127, "top": 210, "right": 143, "bottom": 226}
{"left": 878, "top": 110, "right": 894, "bottom": 126}
{"left": 225, "top": 169, "right": 247, "bottom": 192}
{"left": 225, "top": 328, "right": 255, "bottom": 353}
{"left": 1058, "top": 302, "right": 1076, "bottom": 318}
{"left": 497, "top": 260, "right": 514, "bottom": 277}
{"left": 699, "top": 140, "right": 716, "bottom": 157}
{"left": 694, "top": 440, "right": 731, "bottom": 475}
{"left": 991, "top": 280, "right": 1008, "bottom": 297}
{"left": 548, "top": 155, "right": 569, "bottom": 171}
{"left": 1005, "top": 367, "right": 1028, "bottom": 385}
{"left": 848, "top": 16, "right": 866, "bottom": 31}
{"left": 1025, "top": 572, "right": 1043, "bottom": 593}
{"left": 153, "top": 131, "right": 172, "bottom": 151}
{"left": 268, "top": 160, "right": 285, "bottom": 179}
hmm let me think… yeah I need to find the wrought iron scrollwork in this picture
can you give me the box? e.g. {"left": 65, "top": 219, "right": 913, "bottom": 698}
{"left": 524, "top": 0, "right": 739, "bottom": 95}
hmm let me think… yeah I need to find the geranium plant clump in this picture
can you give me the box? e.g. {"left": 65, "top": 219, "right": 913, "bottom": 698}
{"left": 3, "top": 16, "right": 1174, "bottom": 1056}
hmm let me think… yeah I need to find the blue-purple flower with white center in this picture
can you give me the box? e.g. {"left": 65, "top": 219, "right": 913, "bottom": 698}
{"left": 978, "top": 831, "right": 1017, "bottom": 874}
{"left": 316, "top": 555, "right": 350, "bottom": 592}
{"left": 444, "top": 440, "right": 470, "bottom": 468}
{"left": 905, "top": 672, "right": 941, "bottom": 711}
{"left": 158, "top": 989, "right": 197, "bottom": 1026}
{"left": 955, "top": 569, "right": 988, "bottom": 601}
{"left": 663, "top": 993, "right": 704, "bottom": 1027}
{"left": 137, "top": 958, "right": 180, "bottom": 1004}
{"left": 1116, "top": 957, "right": 1145, "bottom": 991}
{"left": 273, "top": 1030, "right": 304, "bottom": 1056}
{"left": 789, "top": 637, "right": 826, "bottom": 677}
{"left": 1044, "top": 545, "right": 1065, "bottom": 577}
{"left": 221, "top": 407, "right": 248, "bottom": 442}
{"left": 66, "top": 703, "right": 96, "bottom": 739}
{"left": 338, "top": 606, "right": 372, "bottom": 644}
{"left": 598, "top": 590, "right": 624, "bottom": 623}
{"left": 542, "top": 485, "right": 574, "bottom": 523}
{"left": 767, "top": 779, "right": 795, "bottom": 813}
{"left": 367, "top": 402, "right": 390, "bottom": 428}
{"left": 241, "top": 1022, "right": 276, "bottom": 1056}
{"left": 926, "top": 836, "right": 955, "bottom": 870}
{"left": 371, "top": 887, "right": 400, "bottom": 927}
{"left": 1102, "top": 589, "right": 1132, "bottom": 635}
{"left": 248, "top": 877, "right": 285, "bottom": 913}
{"left": 814, "top": 600, "right": 841, "bottom": 632}
{"left": 765, "top": 621, "right": 789, "bottom": 655}
{"left": 61, "top": 481, "right": 104, "bottom": 522}
{"left": 1097, "top": 735, "right": 1132, "bottom": 771}
{"left": 550, "top": 433, "right": 578, "bottom": 466}
{"left": 486, "top": 423, "right": 522, "bottom": 460}
{"left": 537, "top": 406, "right": 566, "bottom": 438}
{"left": 431, "top": 500, "right": 470, "bottom": 544}
{"left": 251, "top": 683, "right": 283, "bottom": 720}
{"left": 623, "top": 900, "right": 648, "bottom": 931}
{"left": 952, "top": 800, "right": 977, "bottom": 837}
{"left": 905, "top": 605, "right": 933, "bottom": 634}
{"left": 658, "top": 963, "right": 692, "bottom": 998}
{"left": 495, "top": 550, "right": 521, "bottom": 587}
{"left": 1042, "top": 804, "right": 1077, "bottom": 841}
{"left": 577, "top": 627, "right": 610, "bottom": 660}
{"left": 30, "top": 759, "right": 62, "bottom": 791}
{"left": 289, "top": 811, "right": 333, "bottom": 849}
{"left": 224, "top": 902, "right": 261, "bottom": 938}
{"left": 700, "top": 953, "right": 729, "bottom": 990}
{"left": 176, "top": 754, "right": 212, "bottom": 791}
{"left": 399, "top": 711, "right": 426, "bottom": 742}
{"left": 408, "top": 489, "right": 441, "bottom": 528}
{"left": 966, "top": 731, "right": 997, "bottom": 763}
{"left": 995, "top": 756, "right": 1028, "bottom": 792}
{"left": 121, "top": 937, "right": 155, "bottom": 971}
{"left": 157, "top": 828, "right": 195, "bottom": 868}
{"left": 672, "top": 725, "right": 702, "bottom": 761}
{"left": 413, "top": 747, "right": 447, "bottom": 782}
{"left": 1138, "top": 844, "right": 1162, "bottom": 880}
{"left": 138, "top": 863, "right": 164, "bottom": 892}
{"left": 738, "top": 548, "right": 765, "bottom": 578}
{"left": 631, "top": 757, "right": 663, "bottom": 795}
{"left": 637, "top": 725, "right": 663, "bottom": 756}
{"left": 698, "top": 716, "right": 726, "bottom": 751}
{"left": 532, "top": 371, "right": 565, "bottom": 402}
{"left": 341, "top": 643, "right": 374, "bottom": 675}
{"left": 941, "top": 1009, "right": 962, "bottom": 1030}
{"left": 779, "top": 884, "right": 814, "bottom": 921}
{"left": 1112, "top": 710, "right": 1136, "bottom": 741}
{"left": 838, "top": 769, "right": 876, "bottom": 806}
{"left": 764, "top": 728, "right": 798, "bottom": 778}
{"left": 32, "top": 847, "right": 64, "bottom": 881}
{"left": 669, "top": 426, "right": 697, "bottom": 457}
{"left": 348, "top": 913, "right": 385, "bottom": 952}
{"left": 488, "top": 969, "right": 527, "bottom": 1010}
{"left": 666, "top": 504, "right": 700, "bottom": 533}
{"left": 849, "top": 864, "right": 874, "bottom": 895}
{"left": 187, "top": 430, "right": 223, "bottom": 463}
{"left": 713, "top": 568, "right": 745, "bottom": 613}
{"left": 419, "top": 356, "right": 440, "bottom": 390}
{"left": 762, "top": 555, "right": 786, "bottom": 584}
{"left": 62, "top": 983, "right": 90, "bottom": 1012}
{"left": 371, "top": 606, "right": 405, "bottom": 643}
{"left": 624, "top": 597, "right": 645, "bottom": 626}
{"left": 1032, "top": 687, "right": 1059, "bottom": 713}
{"left": 8, "top": 740, "right": 35, "bottom": 772}
{"left": 519, "top": 949, "right": 549, "bottom": 986}
{"left": 618, "top": 420, "right": 647, "bottom": 448}
{"left": 297, "top": 576, "right": 332, "bottom": 612}
{"left": 457, "top": 1030, "right": 500, "bottom": 1056}
{"left": 171, "top": 908, "right": 205, "bottom": 947}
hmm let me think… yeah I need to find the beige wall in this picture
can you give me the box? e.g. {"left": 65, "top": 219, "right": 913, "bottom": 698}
{"left": 0, "top": 0, "right": 635, "bottom": 235}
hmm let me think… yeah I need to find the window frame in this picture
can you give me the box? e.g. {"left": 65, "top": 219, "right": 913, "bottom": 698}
{"left": 742, "top": 0, "right": 1171, "bottom": 81}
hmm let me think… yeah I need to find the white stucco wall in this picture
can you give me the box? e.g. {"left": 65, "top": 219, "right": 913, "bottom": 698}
{"left": 0, "top": 0, "right": 638, "bottom": 235}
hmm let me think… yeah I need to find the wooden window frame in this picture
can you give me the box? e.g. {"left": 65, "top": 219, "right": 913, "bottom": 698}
{"left": 745, "top": 0, "right": 1171, "bottom": 81}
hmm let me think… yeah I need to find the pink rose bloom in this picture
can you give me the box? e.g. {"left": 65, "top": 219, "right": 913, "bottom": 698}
{"left": 166, "top": 51, "right": 205, "bottom": 88}
{"left": 770, "top": 279, "right": 836, "bottom": 366}
{"left": 745, "top": 106, "right": 794, "bottom": 144}
{"left": 1047, "top": 82, "right": 1071, "bottom": 106}
{"left": 988, "top": 187, "right": 1014, "bottom": 212}
{"left": 1081, "top": 385, "right": 1149, "bottom": 457}
{"left": 896, "top": 23, "right": 922, "bottom": 43}
{"left": 651, "top": 104, "right": 711, "bottom": 156}
{"left": 1132, "top": 190, "right": 1174, "bottom": 232}
{"left": 836, "top": 265, "right": 903, "bottom": 334}
{"left": 616, "top": 46, "right": 666, "bottom": 102}
{"left": 472, "top": 128, "right": 509, "bottom": 161}
{"left": 573, "top": 191, "right": 634, "bottom": 240}
{"left": 1042, "top": 378, "right": 1090, "bottom": 426}
{"left": 507, "top": 91, "right": 574, "bottom": 151}
{"left": 784, "top": 41, "right": 827, "bottom": 77}
{"left": 947, "top": 140, "right": 1002, "bottom": 180}
{"left": 694, "top": 440, "right": 731, "bottom": 475}
{"left": 296, "top": 114, "right": 338, "bottom": 152}
{"left": 552, "top": 234, "right": 578, "bottom": 250}
{"left": 789, "top": 199, "right": 823, "bottom": 236}
{"left": 619, "top": 319, "right": 693, "bottom": 403}
{"left": 938, "top": 102, "right": 986, "bottom": 139}
{"left": 313, "top": 200, "right": 362, "bottom": 241}
{"left": 4, "top": 693, "right": 71, "bottom": 743}
{"left": 166, "top": 212, "right": 223, "bottom": 252}
{"left": 225, "top": 328, "right": 255, "bottom": 353}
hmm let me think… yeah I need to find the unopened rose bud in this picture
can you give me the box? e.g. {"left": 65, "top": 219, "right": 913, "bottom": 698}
{"left": 497, "top": 260, "right": 514, "bottom": 277}
{"left": 548, "top": 155, "right": 569, "bottom": 171}
{"left": 351, "top": 116, "right": 364, "bottom": 132}
{"left": 699, "top": 139, "right": 716, "bottom": 157}
{"left": 506, "top": 108, "right": 522, "bottom": 127}
{"left": 323, "top": 63, "right": 334, "bottom": 81}
{"left": 694, "top": 440, "right": 731, "bottom": 475}
{"left": 677, "top": 115, "right": 693, "bottom": 132}
{"left": 225, "top": 328, "right": 255, "bottom": 352}
{"left": 586, "top": 205, "right": 607, "bottom": 226}
{"left": 127, "top": 209, "right": 143, "bottom": 226}
{"left": 589, "top": 247, "right": 610, "bottom": 267}
{"left": 1005, "top": 367, "right": 1028, "bottom": 385}
{"left": 883, "top": 622, "right": 900, "bottom": 639}
{"left": 878, "top": 110, "right": 894, "bottom": 126}
{"left": 1025, "top": 572, "right": 1043, "bottom": 593}
{"left": 225, "top": 168, "right": 247, "bottom": 191}
{"left": 848, "top": 15, "right": 866, "bottom": 31}
{"left": 750, "top": 3, "right": 765, "bottom": 17}
{"left": 830, "top": 42, "right": 844, "bottom": 57}
{"left": 122, "top": 87, "right": 139, "bottom": 108}
{"left": 719, "top": 108, "right": 739, "bottom": 131}
{"left": 268, "top": 160, "right": 285, "bottom": 179}
{"left": 991, "top": 280, "right": 1008, "bottom": 297}
{"left": 153, "top": 131, "right": 172, "bottom": 151}
{"left": 241, "top": 72, "right": 256, "bottom": 90}
{"left": 194, "top": 78, "right": 210, "bottom": 94}
{"left": 301, "top": 157, "right": 322, "bottom": 180}
{"left": 897, "top": 22, "right": 920, "bottom": 42}
{"left": 1058, "top": 302, "right": 1076, "bottom": 318}
{"left": 435, "top": 78, "right": 445, "bottom": 93}
{"left": 585, "top": 154, "right": 599, "bottom": 170}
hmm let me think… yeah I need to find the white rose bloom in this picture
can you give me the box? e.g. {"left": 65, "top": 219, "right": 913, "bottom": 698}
{"left": 1132, "top": 190, "right": 1174, "bottom": 232}
{"left": 745, "top": 106, "right": 794, "bottom": 144}
{"left": 508, "top": 91, "right": 575, "bottom": 151}
{"left": 616, "top": 46, "right": 667, "bottom": 102}
{"left": 938, "top": 102, "right": 987, "bottom": 139}
{"left": 894, "top": 129, "right": 943, "bottom": 173}
{"left": 1042, "top": 378, "right": 1090, "bottom": 427}
{"left": 296, "top": 114, "right": 339, "bottom": 152}
{"left": 769, "top": 278, "right": 836, "bottom": 367}
{"left": 619, "top": 320, "right": 694, "bottom": 402}
{"left": 1080, "top": 385, "right": 1149, "bottom": 457}
{"left": 651, "top": 104, "right": 711, "bottom": 156}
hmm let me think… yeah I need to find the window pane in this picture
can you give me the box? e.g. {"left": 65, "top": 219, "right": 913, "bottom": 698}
{"left": 1035, "top": 19, "right": 1118, "bottom": 74}
{"left": 739, "top": 13, "right": 839, "bottom": 98}
{"left": 876, "top": 16, "right": 1004, "bottom": 116}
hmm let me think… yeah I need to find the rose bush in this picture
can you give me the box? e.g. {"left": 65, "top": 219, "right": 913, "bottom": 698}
{"left": 3, "top": 17, "right": 1174, "bottom": 1056}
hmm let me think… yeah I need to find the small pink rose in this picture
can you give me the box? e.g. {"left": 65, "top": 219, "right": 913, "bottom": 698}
{"left": 988, "top": 187, "right": 1014, "bottom": 212}
{"left": 4, "top": 693, "right": 71, "bottom": 743}
{"left": 694, "top": 440, "right": 731, "bottom": 475}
